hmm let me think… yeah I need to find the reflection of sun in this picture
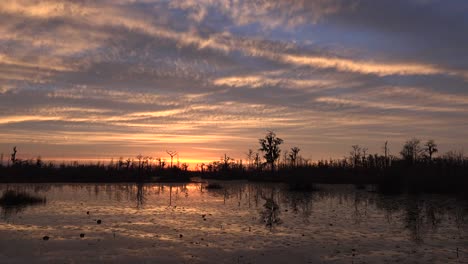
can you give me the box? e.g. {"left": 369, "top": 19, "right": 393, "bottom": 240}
{"left": 145, "top": 183, "right": 204, "bottom": 198}
{"left": 184, "top": 184, "right": 201, "bottom": 192}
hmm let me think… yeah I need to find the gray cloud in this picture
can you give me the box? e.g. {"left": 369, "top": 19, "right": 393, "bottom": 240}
{"left": 0, "top": 0, "right": 467, "bottom": 164}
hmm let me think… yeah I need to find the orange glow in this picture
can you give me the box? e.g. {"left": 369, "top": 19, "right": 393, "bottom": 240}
{"left": 32, "top": 155, "right": 225, "bottom": 170}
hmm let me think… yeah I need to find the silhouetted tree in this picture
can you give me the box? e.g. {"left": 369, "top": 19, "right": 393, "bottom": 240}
{"left": 166, "top": 150, "right": 178, "bottom": 168}
{"left": 383, "top": 141, "right": 390, "bottom": 167}
{"left": 400, "top": 138, "right": 423, "bottom": 164}
{"left": 443, "top": 150, "right": 464, "bottom": 163}
{"left": 221, "top": 153, "right": 232, "bottom": 170}
{"left": 283, "top": 150, "right": 289, "bottom": 167}
{"left": 181, "top": 163, "right": 189, "bottom": 171}
{"left": 259, "top": 131, "right": 283, "bottom": 171}
{"left": 246, "top": 149, "right": 254, "bottom": 169}
{"left": 424, "top": 139, "right": 438, "bottom": 161}
{"left": 136, "top": 154, "right": 143, "bottom": 170}
{"left": 117, "top": 157, "right": 124, "bottom": 170}
{"left": 36, "top": 156, "right": 43, "bottom": 168}
{"left": 11, "top": 146, "right": 17, "bottom": 165}
{"left": 350, "top": 145, "right": 362, "bottom": 167}
{"left": 156, "top": 157, "right": 165, "bottom": 169}
{"left": 361, "top": 147, "right": 368, "bottom": 167}
{"left": 254, "top": 152, "right": 261, "bottom": 170}
{"left": 289, "top": 147, "right": 300, "bottom": 167}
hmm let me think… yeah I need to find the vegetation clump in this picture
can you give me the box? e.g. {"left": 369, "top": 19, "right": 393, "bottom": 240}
{"left": 0, "top": 190, "right": 45, "bottom": 207}
{"left": 1, "top": 133, "right": 467, "bottom": 195}
{"left": 205, "top": 183, "right": 223, "bottom": 189}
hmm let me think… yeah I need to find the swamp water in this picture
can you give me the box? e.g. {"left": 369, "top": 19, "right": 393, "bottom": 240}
{"left": 0, "top": 182, "right": 467, "bottom": 263}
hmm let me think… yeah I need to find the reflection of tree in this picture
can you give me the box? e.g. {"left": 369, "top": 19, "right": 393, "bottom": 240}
{"left": 454, "top": 206, "right": 468, "bottom": 235}
{"left": 260, "top": 193, "right": 281, "bottom": 229}
{"left": 136, "top": 183, "right": 145, "bottom": 209}
{"left": 285, "top": 192, "right": 313, "bottom": 222}
{"left": 0, "top": 190, "right": 46, "bottom": 219}
{"left": 424, "top": 203, "right": 442, "bottom": 229}
{"left": 374, "top": 195, "right": 453, "bottom": 243}
{"left": 403, "top": 199, "right": 425, "bottom": 242}
{"left": 352, "top": 192, "right": 368, "bottom": 224}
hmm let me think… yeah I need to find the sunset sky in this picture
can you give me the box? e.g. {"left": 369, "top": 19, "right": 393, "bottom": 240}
{"left": 0, "top": 0, "right": 467, "bottom": 166}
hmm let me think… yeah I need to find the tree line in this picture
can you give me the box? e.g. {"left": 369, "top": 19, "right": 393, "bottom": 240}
{"left": 0, "top": 131, "right": 467, "bottom": 193}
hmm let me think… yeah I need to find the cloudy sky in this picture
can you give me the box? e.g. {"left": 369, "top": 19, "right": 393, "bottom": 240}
{"left": 0, "top": 0, "right": 467, "bottom": 165}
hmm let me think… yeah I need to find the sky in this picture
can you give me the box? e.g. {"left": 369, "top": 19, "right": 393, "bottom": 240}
{"left": 0, "top": 0, "right": 467, "bottom": 166}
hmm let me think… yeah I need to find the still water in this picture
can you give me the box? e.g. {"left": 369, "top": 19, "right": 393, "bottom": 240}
{"left": 0, "top": 182, "right": 467, "bottom": 263}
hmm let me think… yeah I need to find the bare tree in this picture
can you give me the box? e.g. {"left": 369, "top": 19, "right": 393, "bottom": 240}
{"left": 350, "top": 145, "right": 361, "bottom": 168}
{"left": 282, "top": 150, "right": 289, "bottom": 168}
{"left": 11, "top": 146, "right": 17, "bottom": 165}
{"left": 181, "top": 163, "right": 189, "bottom": 171}
{"left": 383, "top": 141, "right": 389, "bottom": 167}
{"left": 400, "top": 138, "right": 423, "bottom": 164}
{"left": 254, "top": 152, "right": 261, "bottom": 170}
{"left": 246, "top": 149, "right": 254, "bottom": 169}
{"left": 36, "top": 156, "right": 43, "bottom": 168}
{"left": 221, "top": 153, "right": 232, "bottom": 170}
{"left": 166, "top": 150, "right": 178, "bottom": 168}
{"left": 361, "top": 147, "right": 368, "bottom": 167}
{"left": 136, "top": 154, "right": 143, "bottom": 170}
{"left": 156, "top": 157, "right": 165, "bottom": 169}
{"left": 424, "top": 139, "right": 438, "bottom": 161}
{"left": 259, "top": 131, "right": 283, "bottom": 171}
{"left": 117, "top": 157, "right": 124, "bottom": 170}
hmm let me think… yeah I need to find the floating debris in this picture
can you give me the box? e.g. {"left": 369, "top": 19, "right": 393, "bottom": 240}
{"left": 42, "top": 236, "right": 49, "bottom": 241}
{"left": 97, "top": 219, "right": 102, "bottom": 224}
{"left": 80, "top": 233, "right": 85, "bottom": 238}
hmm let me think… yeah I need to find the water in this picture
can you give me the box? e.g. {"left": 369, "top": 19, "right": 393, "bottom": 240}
{"left": 0, "top": 182, "right": 467, "bottom": 263}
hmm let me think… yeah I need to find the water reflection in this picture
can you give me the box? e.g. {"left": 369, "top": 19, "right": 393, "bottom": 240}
{"left": 136, "top": 183, "right": 145, "bottom": 208}
{"left": 260, "top": 193, "right": 281, "bottom": 229}
{"left": 0, "top": 183, "right": 467, "bottom": 243}
{"left": 0, "top": 189, "right": 46, "bottom": 219}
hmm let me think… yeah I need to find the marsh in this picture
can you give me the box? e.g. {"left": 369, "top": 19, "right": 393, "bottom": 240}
{"left": 0, "top": 182, "right": 466, "bottom": 263}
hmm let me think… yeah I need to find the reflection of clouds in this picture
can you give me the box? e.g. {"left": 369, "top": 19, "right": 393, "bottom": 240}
{"left": 0, "top": 0, "right": 468, "bottom": 160}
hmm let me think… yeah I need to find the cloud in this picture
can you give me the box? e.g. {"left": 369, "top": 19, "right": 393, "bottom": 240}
{"left": 169, "top": 0, "right": 355, "bottom": 28}
{"left": 0, "top": 0, "right": 467, "bottom": 162}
